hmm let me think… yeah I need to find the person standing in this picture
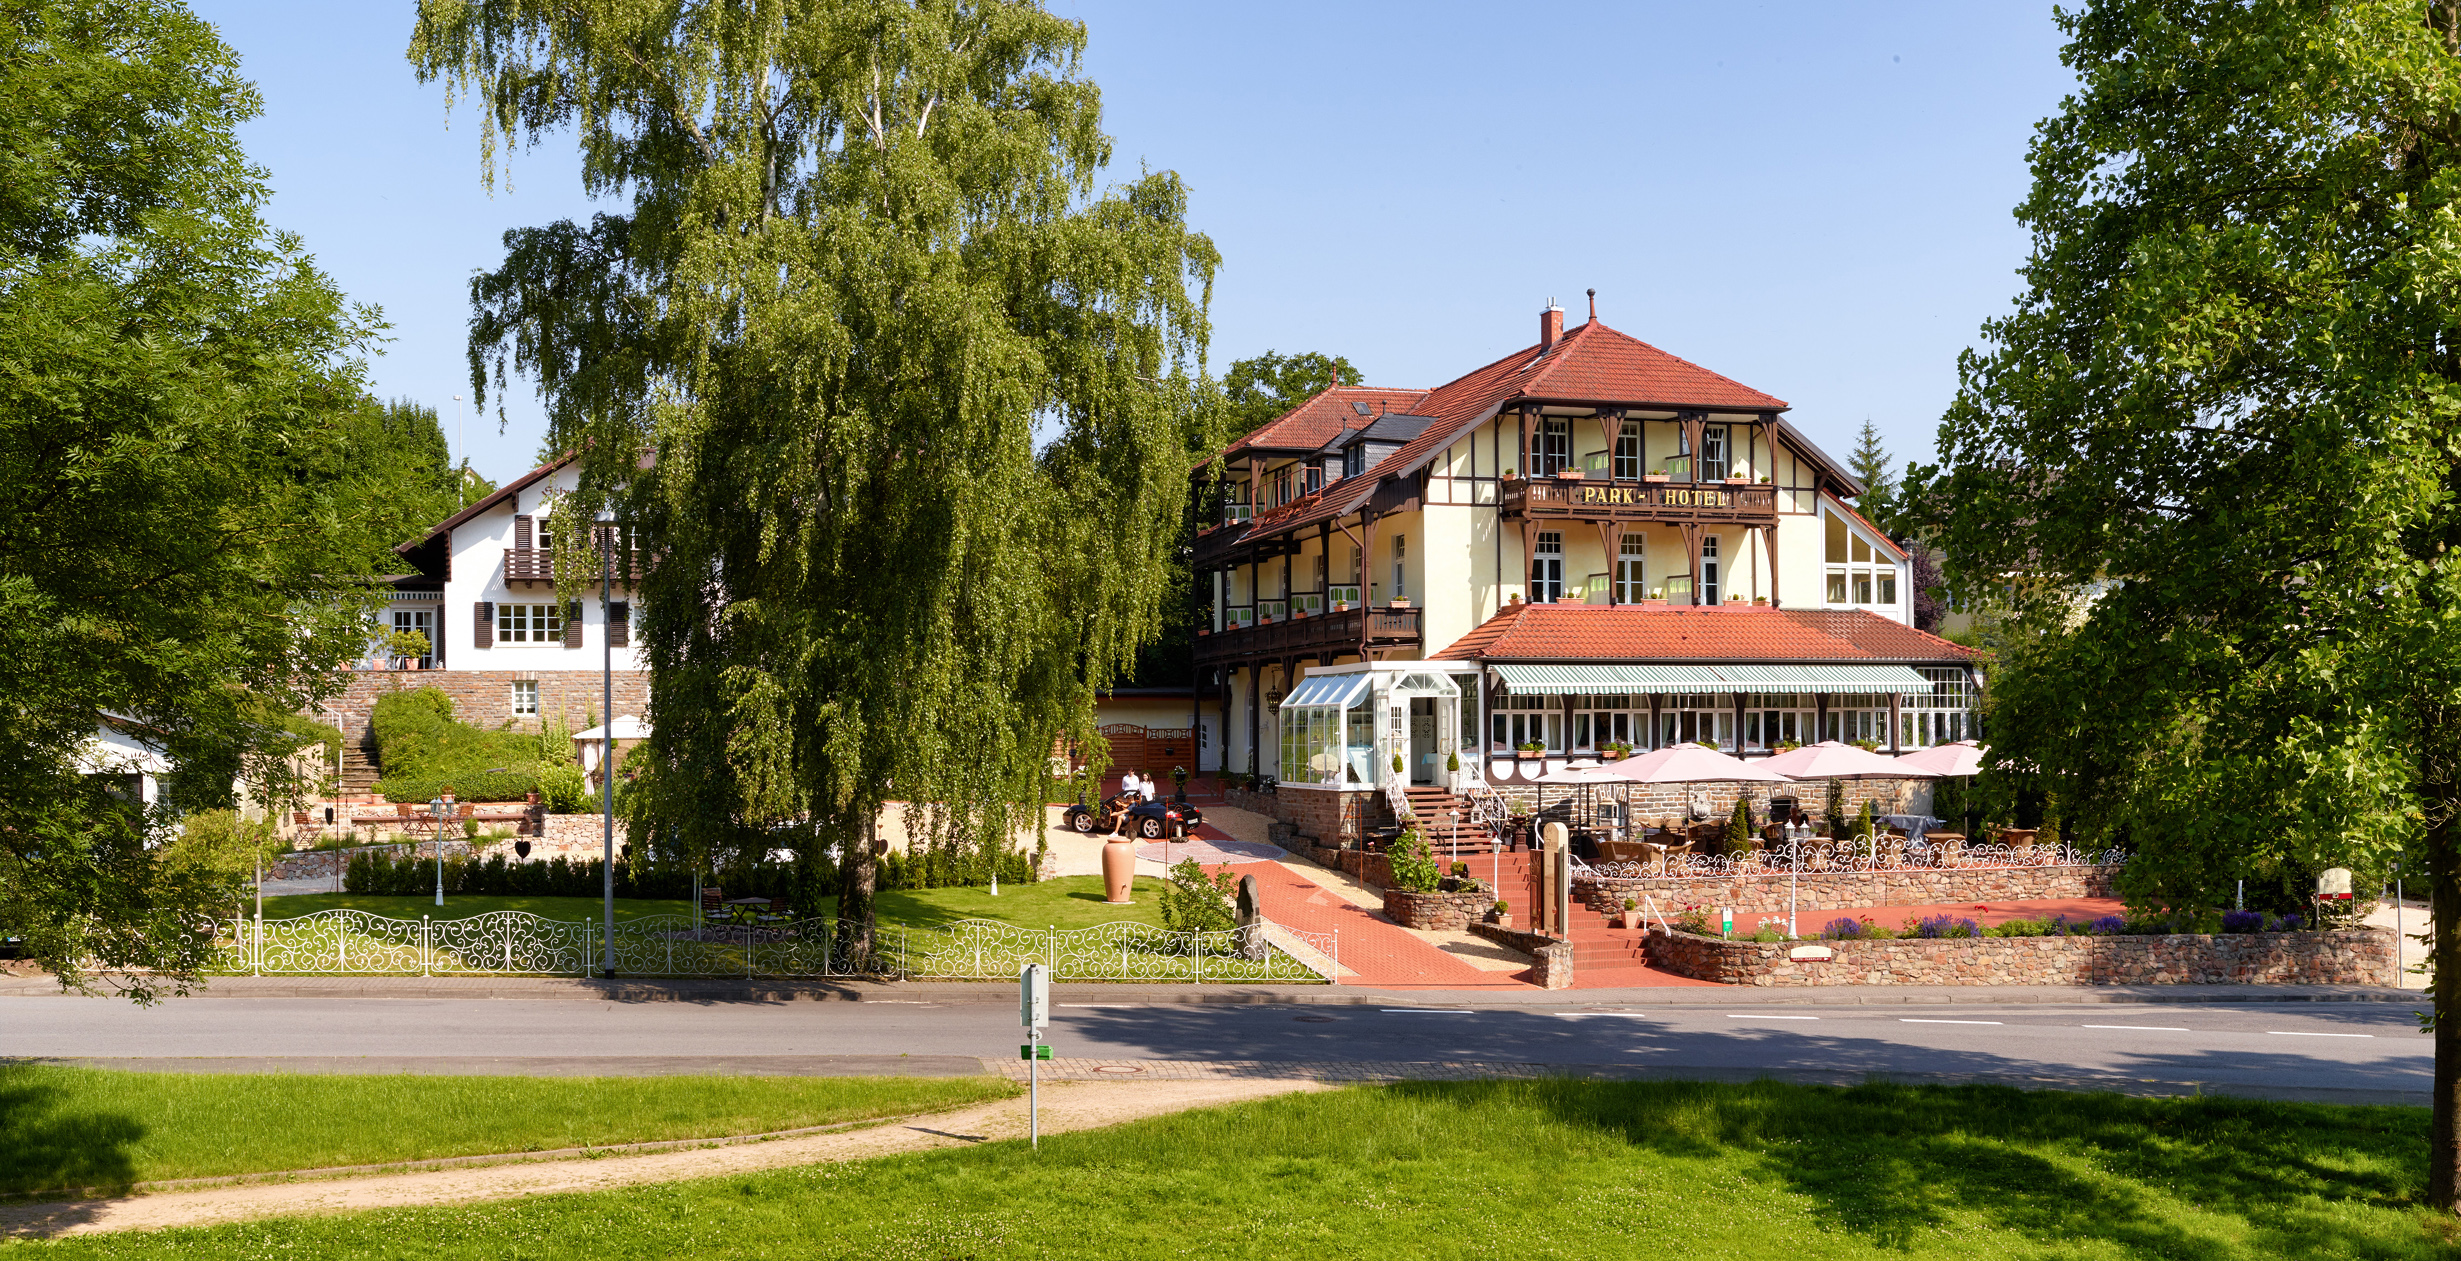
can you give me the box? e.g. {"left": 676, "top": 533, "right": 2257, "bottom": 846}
{"left": 1118, "top": 768, "right": 1142, "bottom": 801}
{"left": 1136, "top": 770, "right": 1155, "bottom": 802}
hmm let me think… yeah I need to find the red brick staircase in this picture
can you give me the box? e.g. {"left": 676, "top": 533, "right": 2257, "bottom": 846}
{"left": 1566, "top": 899, "right": 1663, "bottom": 986}
{"left": 1400, "top": 786, "right": 1497, "bottom": 856}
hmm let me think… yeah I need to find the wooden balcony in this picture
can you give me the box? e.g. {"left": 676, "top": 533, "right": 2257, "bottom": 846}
{"left": 1499, "top": 476, "right": 1778, "bottom": 526}
{"left": 1194, "top": 604, "right": 1422, "bottom": 666}
{"left": 502, "top": 547, "right": 643, "bottom": 587}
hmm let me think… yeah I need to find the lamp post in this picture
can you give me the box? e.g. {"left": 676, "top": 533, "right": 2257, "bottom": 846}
{"left": 597, "top": 508, "right": 616, "bottom": 977}
{"left": 432, "top": 785, "right": 456, "bottom": 906}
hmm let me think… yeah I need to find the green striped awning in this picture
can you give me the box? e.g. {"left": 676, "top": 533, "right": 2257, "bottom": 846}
{"left": 1489, "top": 664, "right": 1726, "bottom": 695}
{"left": 1490, "top": 663, "right": 1932, "bottom": 697}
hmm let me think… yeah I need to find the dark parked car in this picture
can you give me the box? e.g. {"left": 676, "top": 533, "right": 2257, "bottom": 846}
{"left": 1061, "top": 792, "right": 1203, "bottom": 840}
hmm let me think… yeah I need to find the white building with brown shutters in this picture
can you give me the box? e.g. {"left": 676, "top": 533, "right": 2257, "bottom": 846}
{"left": 333, "top": 453, "right": 647, "bottom": 744}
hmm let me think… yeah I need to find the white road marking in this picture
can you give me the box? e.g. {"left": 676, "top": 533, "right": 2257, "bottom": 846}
{"left": 1727, "top": 1014, "right": 1819, "bottom": 1020}
{"left": 2083, "top": 1025, "right": 2190, "bottom": 1032}
{"left": 1380, "top": 1008, "right": 1475, "bottom": 1014}
{"left": 2267, "top": 1030, "right": 2373, "bottom": 1038}
{"left": 1902, "top": 1019, "right": 2002, "bottom": 1025}
{"left": 1552, "top": 1012, "right": 1658, "bottom": 1019}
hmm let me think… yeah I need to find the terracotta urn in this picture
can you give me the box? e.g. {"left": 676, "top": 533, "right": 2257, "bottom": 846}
{"left": 1101, "top": 836, "right": 1136, "bottom": 904}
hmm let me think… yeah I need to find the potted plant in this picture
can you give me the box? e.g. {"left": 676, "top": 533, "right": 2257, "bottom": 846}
{"left": 1488, "top": 899, "right": 1512, "bottom": 928}
{"left": 1643, "top": 469, "right": 1671, "bottom": 483}
{"left": 1516, "top": 740, "right": 1546, "bottom": 759}
{"left": 1600, "top": 740, "right": 1633, "bottom": 761}
{"left": 1758, "top": 474, "right": 1773, "bottom": 483}
{"left": 1389, "top": 596, "right": 1411, "bottom": 607}
{"left": 1501, "top": 468, "right": 1520, "bottom": 481}
{"left": 1619, "top": 897, "right": 1643, "bottom": 930}
{"left": 1557, "top": 466, "right": 1585, "bottom": 481}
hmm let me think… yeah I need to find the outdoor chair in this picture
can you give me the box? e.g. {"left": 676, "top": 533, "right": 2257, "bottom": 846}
{"left": 700, "top": 887, "right": 726, "bottom": 921}
{"left": 1926, "top": 834, "right": 1965, "bottom": 866}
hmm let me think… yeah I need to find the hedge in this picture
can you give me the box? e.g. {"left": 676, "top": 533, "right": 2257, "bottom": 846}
{"left": 369, "top": 688, "right": 587, "bottom": 806}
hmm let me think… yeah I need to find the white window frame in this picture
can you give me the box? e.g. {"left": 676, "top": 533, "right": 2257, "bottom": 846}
{"left": 1531, "top": 531, "right": 1563, "bottom": 603}
{"left": 496, "top": 602, "right": 564, "bottom": 645}
{"left": 1614, "top": 535, "right": 1645, "bottom": 603}
{"left": 511, "top": 679, "right": 540, "bottom": 717}
{"left": 1701, "top": 534, "right": 1721, "bottom": 605}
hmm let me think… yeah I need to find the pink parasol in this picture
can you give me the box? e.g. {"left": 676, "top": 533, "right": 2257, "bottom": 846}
{"left": 1597, "top": 744, "right": 1794, "bottom": 784}
{"left": 1756, "top": 740, "right": 1914, "bottom": 781}
{"left": 1892, "top": 740, "right": 1985, "bottom": 777}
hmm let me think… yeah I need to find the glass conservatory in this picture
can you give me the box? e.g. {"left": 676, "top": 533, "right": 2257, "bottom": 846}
{"left": 1277, "top": 662, "right": 1476, "bottom": 790}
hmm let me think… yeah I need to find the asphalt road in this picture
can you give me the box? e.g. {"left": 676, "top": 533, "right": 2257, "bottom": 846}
{"left": 0, "top": 996, "right": 2428, "bottom": 1101}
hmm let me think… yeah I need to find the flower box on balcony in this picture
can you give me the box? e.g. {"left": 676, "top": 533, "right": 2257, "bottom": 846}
{"left": 1643, "top": 472, "right": 1671, "bottom": 483}
{"left": 1555, "top": 469, "right": 1584, "bottom": 481}
{"left": 1724, "top": 476, "right": 1747, "bottom": 484}
{"left": 1388, "top": 597, "right": 1411, "bottom": 608}
{"left": 1197, "top": 628, "right": 1210, "bottom": 636}
{"left": 1257, "top": 617, "right": 1273, "bottom": 625}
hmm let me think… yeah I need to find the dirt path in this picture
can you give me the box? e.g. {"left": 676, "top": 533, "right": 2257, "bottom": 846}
{"left": 2, "top": 1077, "right": 1329, "bottom": 1239}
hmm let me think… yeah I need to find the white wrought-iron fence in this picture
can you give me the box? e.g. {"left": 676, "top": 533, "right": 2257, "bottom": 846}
{"left": 210, "top": 911, "right": 1337, "bottom": 984}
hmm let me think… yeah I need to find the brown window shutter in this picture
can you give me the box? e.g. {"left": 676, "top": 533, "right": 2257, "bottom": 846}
{"left": 474, "top": 601, "right": 493, "bottom": 649}
{"left": 514, "top": 515, "right": 533, "bottom": 550}
{"left": 564, "top": 601, "right": 584, "bottom": 648}
{"left": 609, "top": 601, "right": 631, "bottom": 648}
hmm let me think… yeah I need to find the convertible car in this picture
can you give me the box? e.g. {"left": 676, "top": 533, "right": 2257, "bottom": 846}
{"left": 1061, "top": 792, "right": 1204, "bottom": 839}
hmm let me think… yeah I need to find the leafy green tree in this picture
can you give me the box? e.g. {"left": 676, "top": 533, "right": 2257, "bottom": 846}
{"left": 0, "top": 0, "right": 435, "bottom": 998}
{"left": 1224, "top": 350, "right": 1356, "bottom": 441}
{"left": 1907, "top": 0, "right": 2461, "bottom": 1203}
{"left": 413, "top": 0, "right": 1220, "bottom": 956}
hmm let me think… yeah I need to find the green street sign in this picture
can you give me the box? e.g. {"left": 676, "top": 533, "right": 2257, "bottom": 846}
{"left": 1019, "top": 1044, "right": 1052, "bottom": 1061}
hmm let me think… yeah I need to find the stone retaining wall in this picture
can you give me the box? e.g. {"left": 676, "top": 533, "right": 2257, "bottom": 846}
{"left": 1381, "top": 887, "right": 1494, "bottom": 931}
{"left": 328, "top": 669, "right": 652, "bottom": 742}
{"left": 1466, "top": 922, "right": 1572, "bottom": 989}
{"left": 1577, "top": 864, "right": 2117, "bottom": 918}
{"left": 1643, "top": 926, "right": 2396, "bottom": 987}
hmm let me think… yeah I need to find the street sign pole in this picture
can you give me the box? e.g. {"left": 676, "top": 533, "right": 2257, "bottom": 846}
{"left": 1020, "top": 962, "right": 1049, "bottom": 1149}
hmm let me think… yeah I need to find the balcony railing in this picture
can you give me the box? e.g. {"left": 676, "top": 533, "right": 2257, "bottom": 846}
{"left": 1194, "top": 604, "right": 1421, "bottom": 665}
{"left": 1499, "top": 475, "right": 1777, "bottom": 525}
{"left": 503, "top": 547, "right": 644, "bottom": 586}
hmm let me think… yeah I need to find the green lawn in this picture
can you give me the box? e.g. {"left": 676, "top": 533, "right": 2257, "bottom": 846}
{"left": 0, "top": 1065, "right": 1014, "bottom": 1198}
{"left": 816, "top": 875, "right": 1172, "bottom": 930}
{"left": 256, "top": 894, "right": 695, "bottom": 922}
{"left": 27, "top": 1080, "right": 2448, "bottom": 1258}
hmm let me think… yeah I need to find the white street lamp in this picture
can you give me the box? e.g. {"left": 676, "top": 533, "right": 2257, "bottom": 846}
{"left": 597, "top": 508, "right": 617, "bottom": 977}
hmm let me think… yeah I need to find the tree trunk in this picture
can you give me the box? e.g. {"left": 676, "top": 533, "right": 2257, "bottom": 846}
{"left": 837, "top": 808, "right": 879, "bottom": 970}
{"left": 2429, "top": 753, "right": 2461, "bottom": 1210}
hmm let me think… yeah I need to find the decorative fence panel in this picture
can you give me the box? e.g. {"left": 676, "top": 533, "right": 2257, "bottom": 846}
{"left": 211, "top": 911, "right": 1336, "bottom": 983}
{"left": 1583, "top": 843, "right": 2128, "bottom": 882}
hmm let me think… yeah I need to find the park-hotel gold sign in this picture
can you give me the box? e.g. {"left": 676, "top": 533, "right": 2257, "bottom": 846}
{"left": 1572, "top": 485, "right": 1733, "bottom": 508}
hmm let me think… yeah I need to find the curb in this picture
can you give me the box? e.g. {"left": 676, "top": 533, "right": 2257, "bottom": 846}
{"left": 0, "top": 977, "right": 2418, "bottom": 1007}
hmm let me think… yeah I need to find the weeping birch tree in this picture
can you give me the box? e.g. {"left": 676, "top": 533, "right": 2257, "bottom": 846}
{"left": 1910, "top": 0, "right": 2461, "bottom": 1207}
{"left": 411, "top": 1, "right": 1218, "bottom": 952}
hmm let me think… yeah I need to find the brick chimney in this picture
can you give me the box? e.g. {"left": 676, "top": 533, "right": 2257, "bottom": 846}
{"left": 1538, "top": 300, "right": 1564, "bottom": 352}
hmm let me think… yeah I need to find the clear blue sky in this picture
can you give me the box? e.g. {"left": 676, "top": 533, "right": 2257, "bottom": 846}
{"left": 189, "top": 1, "right": 2074, "bottom": 489}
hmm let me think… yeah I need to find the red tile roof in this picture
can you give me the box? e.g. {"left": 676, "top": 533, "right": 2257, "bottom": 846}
{"left": 1222, "top": 386, "right": 1431, "bottom": 457}
{"left": 1196, "top": 316, "right": 1831, "bottom": 552}
{"left": 1428, "top": 603, "right": 1974, "bottom": 664}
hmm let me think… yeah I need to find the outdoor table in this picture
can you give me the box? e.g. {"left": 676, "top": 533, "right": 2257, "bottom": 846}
{"left": 1880, "top": 813, "right": 1943, "bottom": 842}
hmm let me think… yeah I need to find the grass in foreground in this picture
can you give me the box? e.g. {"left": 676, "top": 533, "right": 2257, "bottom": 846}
{"left": 812, "top": 875, "right": 1174, "bottom": 931}
{"left": 24, "top": 1079, "right": 2451, "bottom": 1259}
{"left": 0, "top": 1067, "right": 1014, "bottom": 1198}
{"left": 254, "top": 894, "right": 695, "bottom": 922}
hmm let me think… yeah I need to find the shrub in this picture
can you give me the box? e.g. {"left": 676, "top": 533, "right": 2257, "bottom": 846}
{"left": 1672, "top": 904, "right": 1712, "bottom": 935}
{"left": 1749, "top": 923, "right": 1786, "bottom": 943}
{"left": 1824, "top": 778, "right": 1847, "bottom": 834}
{"left": 2273, "top": 912, "right": 2304, "bottom": 932}
{"left": 1385, "top": 827, "right": 1443, "bottom": 893}
{"left": 2221, "top": 909, "right": 2266, "bottom": 934}
{"left": 1726, "top": 797, "right": 1751, "bottom": 850}
{"left": 1987, "top": 917, "right": 2051, "bottom": 938}
{"left": 2089, "top": 915, "right": 2127, "bottom": 935}
{"left": 1854, "top": 799, "right": 1875, "bottom": 841}
{"left": 1910, "top": 914, "right": 1981, "bottom": 939}
{"left": 1819, "top": 916, "right": 1864, "bottom": 940}
{"left": 1158, "top": 858, "right": 1236, "bottom": 933}
{"left": 370, "top": 687, "right": 578, "bottom": 805}
{"left": 342, "top": 851, "right": 696, "bottom": 900}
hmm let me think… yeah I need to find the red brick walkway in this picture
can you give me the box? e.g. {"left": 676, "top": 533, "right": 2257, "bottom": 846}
{"left": 1221, "top": 861, "right": 1542, "bottom": 989}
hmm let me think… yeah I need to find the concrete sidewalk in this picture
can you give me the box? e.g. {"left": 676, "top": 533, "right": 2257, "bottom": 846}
{"left": 0, "top": 972, "right": 2417, "bottom": 1006}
